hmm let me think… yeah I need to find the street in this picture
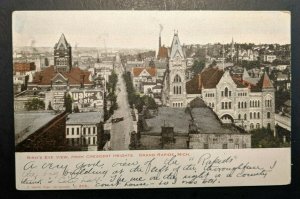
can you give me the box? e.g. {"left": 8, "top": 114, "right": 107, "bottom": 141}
{"left": 109, "top": 57, "right": 134, "bottom": 150}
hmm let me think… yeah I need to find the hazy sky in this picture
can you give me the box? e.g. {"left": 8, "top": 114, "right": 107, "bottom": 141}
{"left": 13, "top": 11, "right": 290, "bottom": 50}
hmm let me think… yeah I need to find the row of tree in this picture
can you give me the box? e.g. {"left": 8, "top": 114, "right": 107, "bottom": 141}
{"left": 104, "top": 70, "right": 118, "bottom": 121}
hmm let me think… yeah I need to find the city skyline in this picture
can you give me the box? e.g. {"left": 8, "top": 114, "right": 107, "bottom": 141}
{"left": 13, "top": 11, "right": 290, "bottom": 50}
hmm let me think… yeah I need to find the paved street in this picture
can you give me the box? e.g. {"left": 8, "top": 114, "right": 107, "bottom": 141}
{"left": 110, "top": 57, "right": 133, "bottom": 150}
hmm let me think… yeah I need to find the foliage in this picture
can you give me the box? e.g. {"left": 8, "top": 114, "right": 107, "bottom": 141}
{"left": 191, "top": 59, "right": 205, "bottom": 75}
{"left": 240, "top": 60, "right": 261, "bottom": 70}
{"left": 123, "top": 71, "right": 158, "bottom": 113}
{"left": 73, "top": 106, "right": 79, "bottom": 113}
{"left": 47, "top": 102, "right": 53, "bottom": 110}
{"left": 275, "top": 89, "right": 290, "bottom": 110}
{"left": 104, "top": 70, "right": 118, "bottom": 120}
{"left": 25, "top": 98, "right": 45, "bottom": 111}
{"left": 250, "top": 127, "right": 289, "bottom": 148}
{"left": 103, "top": 91, "right": 109, "bottom": 122}
{"left": 64, "top": 93, "right": 72, "bottom": 113}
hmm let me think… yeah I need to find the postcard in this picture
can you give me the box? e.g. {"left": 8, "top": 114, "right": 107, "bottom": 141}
{"left": 13, "top": 11, "right": 291, "bottom": 190}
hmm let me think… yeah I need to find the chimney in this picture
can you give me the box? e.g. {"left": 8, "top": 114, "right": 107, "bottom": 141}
{"left": 159, "top": 34, "right": 161, "bottom": 49}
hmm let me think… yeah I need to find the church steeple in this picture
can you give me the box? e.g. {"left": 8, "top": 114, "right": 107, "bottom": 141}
{"left": 170, "top": 32, "right": 185, "bottom": 59}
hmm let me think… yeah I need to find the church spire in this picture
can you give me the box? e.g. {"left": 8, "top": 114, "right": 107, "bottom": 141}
{"left": 170, "top": 31, "right": 185, "bottom": 59}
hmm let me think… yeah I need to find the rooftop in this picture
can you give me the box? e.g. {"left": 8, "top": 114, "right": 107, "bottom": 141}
{"left": 144, "top": 107, "right": 190, "bottom": 134}
{"left": 66, "top": 112, "right": 103, "bottom": 125}
{"left": 15, "top": 111, "right": 57, "bottom": 145}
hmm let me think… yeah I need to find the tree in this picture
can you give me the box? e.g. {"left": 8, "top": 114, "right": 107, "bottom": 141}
{"left": 191, "top": 59, "right": 205, "bottom": 75}
{"left": 103, "top": 92, "right": 109, "bottom": 122}
{"left": 64, "top": 93, "right": 72, "bottom": 113}
{"left": 250, "top": 128, "right": 281, "bottom": 148}
{"left": 47, "top": 102, "right": 53, "bottom": 110}
{"left": 25, "top": 98, "right": 45, "bottom": 111}
{"left": 73, "top": 106, "right": 79, "bottom": 113}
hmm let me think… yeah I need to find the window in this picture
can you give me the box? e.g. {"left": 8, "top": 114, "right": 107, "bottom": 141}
{"left": 221, "top": 91, "right": 224, "bottom": 97}
{"left": 250, "top": 123, "right": 254, "bottom": 129}
{"left": 244, "top": 102, "right": 247, "bottom": 108}
{"left": 267, "top": 112, "right": 271, "bottom": 119}
{"left": 229, "top": 102, "right": 232, "bottom": 109}
{"left": 250, "top": 112, "right": 252, "bottom": 119}
{"left": 244, "top": 114, "right": 247, "bottom": 120}
{"left": 229, "top": 91, "right": 232, "bottom": 97}
{"left": 238, "top": 102, "right": 240, "bottom": 109}
{"left": 254, "top": 112, "right": 256, "bottom": 119}
{"left": 174, "top": 74, "right": 181, "bottom": 82}
{"left": 238, "top": 114, "right": 241, "bottom": 120}
{"left": 204, "top": 144, "right": 209, "bottom": 149}
{"left": 256, "top": 123, "right": 260, "bottom": 129}
{"left": 257, "top": 112, "right": 260, "bottom": 119}
{"left": 66, "top": 128, "right": 69, "bottom": 135}
{"left": 222, "top": 144, "right": 228, "bottom": 149}
{"left": 77, "top": 128, "right": 79, "bottom": 135}
{"left": 93, "top": 127, "right": 96, "bottom": 134}
{"left": 83, "top": 128, "right": 86, "bottom": 135}
{"left": 222, "top": 102, "right": 224, "bottom": 109}
{"left": 234, "top": 144, "right": 239, "bottom": 149}
{"left": 267, "top": 123, "right": 271, "bottom": 129}
{"left": 225, "top": 102, "right": 228, "bottom": 109}
{"left": 258, "top": 101, "right": 260, "bottom": 107}
{"left": 225, "top": 87, "right": 228, "bottom": 97}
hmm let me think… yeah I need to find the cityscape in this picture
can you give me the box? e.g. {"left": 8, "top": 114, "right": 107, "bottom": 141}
{"left": 13, "top": 11, "right": 291, "bottom": 152}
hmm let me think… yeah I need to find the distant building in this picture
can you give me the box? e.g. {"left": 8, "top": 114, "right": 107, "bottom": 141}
{"left": 65, "top": 112, "right": 103, "bottom": 151}
{"left": 263, "top": 54, "right": 277, "bottom": 63}
{"left": 54, "top": 34, "right": 72, "bottom": 72}
{"left": 139, "top": 98, "right": 251, "bottom": 149}
{"left": 132, "top": 67, "right": 157, "bottom": 92}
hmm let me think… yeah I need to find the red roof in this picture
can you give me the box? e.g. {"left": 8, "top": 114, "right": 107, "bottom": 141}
{"left": 132, "top": 67, "right": 157, "bottom": 77}
{"left": 31, "top": 66, "right": 92, "bottom": 85}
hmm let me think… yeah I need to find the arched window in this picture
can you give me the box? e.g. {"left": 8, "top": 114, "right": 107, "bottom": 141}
{"left": 225, "top": 87, "right": 228, "bottom": 97}
{"left": 174, "top": 74, "right": 181, "bottom": 82}
{"left": 244, "top": 114, "right": 247, "bottom": 120}
{"left": 238, "top": 114, "right": 241, "bottom": 120}
{"left": 257, "top": 112, "right": 260, "bottom": 119}
{"left": 250, "top": 112, "right": 252, "bottom": 119}
{"left": 173, "top": 86, "right": 176, "bottom": 94}
{"left": 250, "top": 123, "right": 254, "bottom": 129}
{"left": 238, "top": 102, "right": 240, "bottom": 109}
{"left": 244, "top": 102, "right": 247, "bottom": 108}
{"left": 254, "top": 112, "right": 256, "bottom": 119}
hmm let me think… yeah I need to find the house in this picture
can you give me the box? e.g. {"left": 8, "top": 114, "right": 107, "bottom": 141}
{"left": 132, "top": 67, "right": 157, "bottom": 92}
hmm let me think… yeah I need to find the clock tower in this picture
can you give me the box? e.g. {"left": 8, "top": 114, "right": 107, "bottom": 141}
{"left": 54, "top": 33, "right": 72, "bottom": 72}
{"left": 165, "top": 32, "right": 187, "bottom": 107}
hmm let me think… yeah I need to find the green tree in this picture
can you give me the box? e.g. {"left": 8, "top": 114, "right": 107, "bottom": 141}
{"left": 191, "top": 59, "right": 205, "bottom": 75}
{"left": 64, "top": 93, "right": 72, "bottom": 113}
{"left": 25, "top": 98, "right": 45, "bottom": 111}
{"left": 47, "top": 102, "right": 53, "bottom": 110}
{"left": 251, "top": 128, "right": 280, "bottom": 148}
{"left": 103, "top": 92, "right": 109, "bottom": 121}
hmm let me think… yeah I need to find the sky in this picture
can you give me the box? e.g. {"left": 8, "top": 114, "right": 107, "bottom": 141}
{"left": 13, "top": 11, "right": 291, "bottom": 50}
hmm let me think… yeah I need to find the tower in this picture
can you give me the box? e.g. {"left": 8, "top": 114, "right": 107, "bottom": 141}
{"left": 54, "top": 33, "right": 72, "bottom": 72}
{"left": 166, "top": 32, "right": 187, "bottom": 107}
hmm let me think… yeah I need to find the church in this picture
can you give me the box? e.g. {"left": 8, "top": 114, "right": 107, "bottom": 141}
{"left": 161, "top": 32, "right": 189, "bottom": 107}
{"left": 161, "top": 32, "right": 275, "bottom": 131}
